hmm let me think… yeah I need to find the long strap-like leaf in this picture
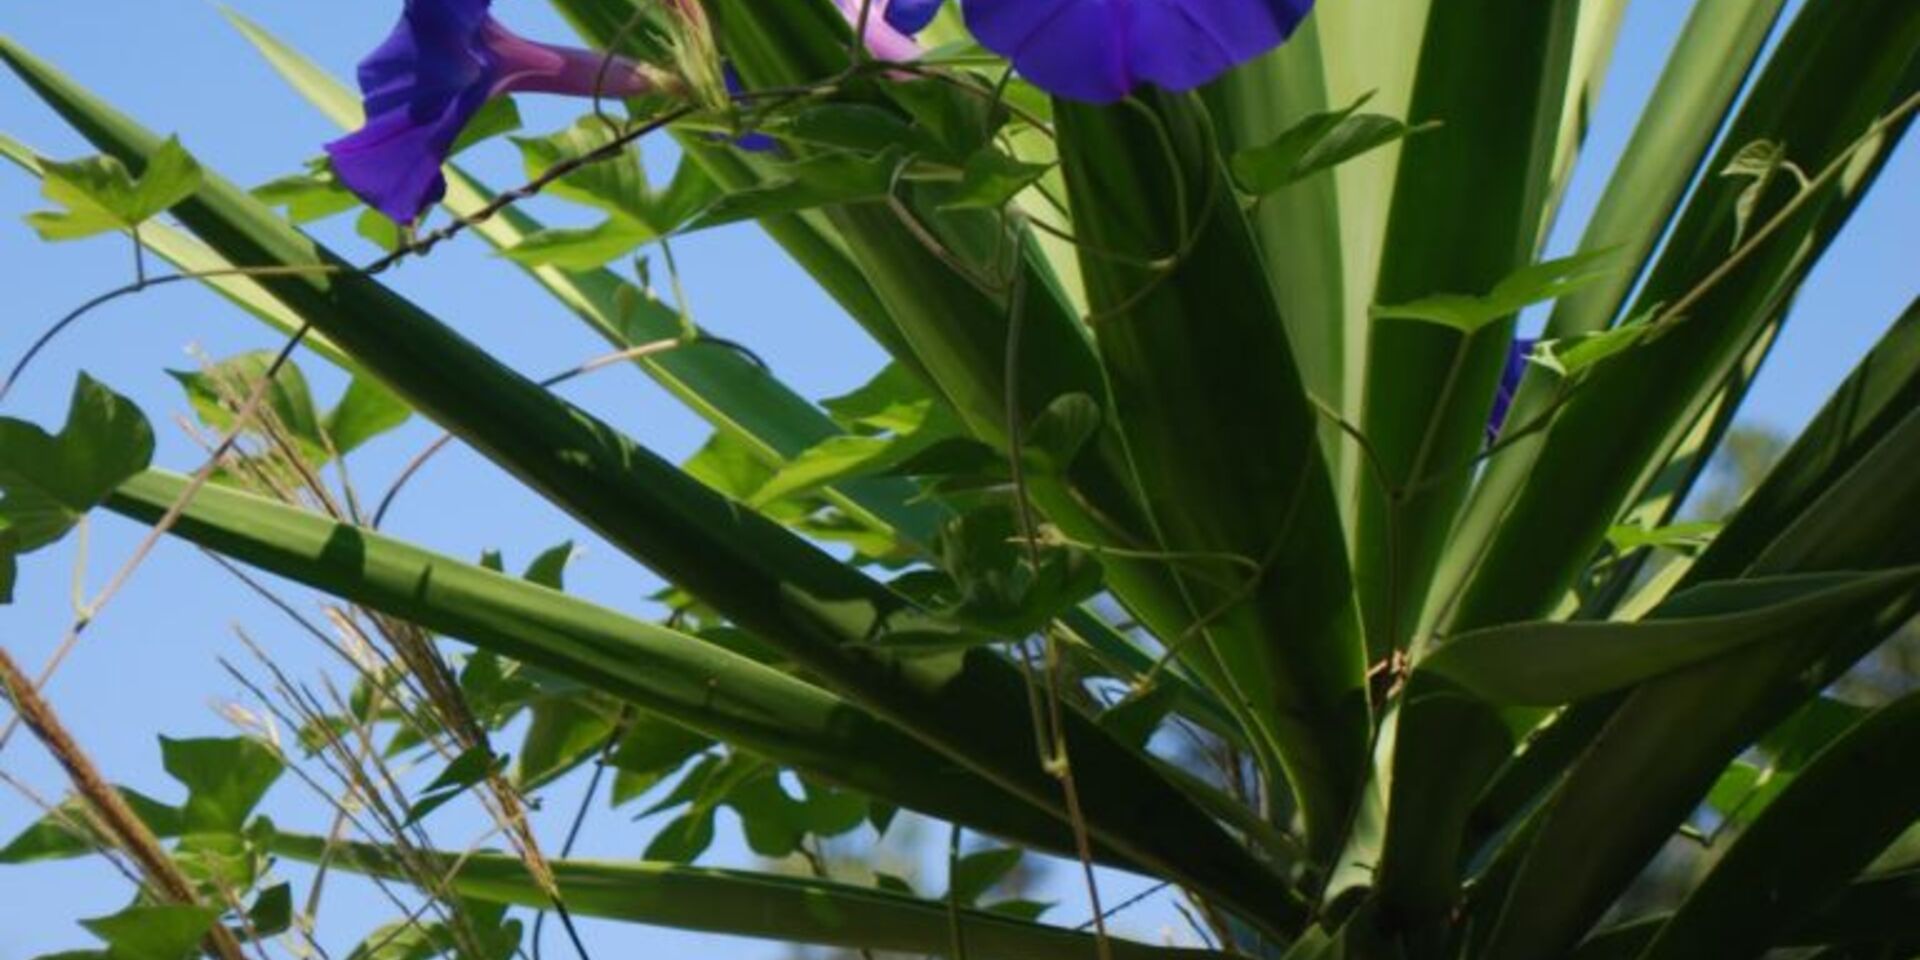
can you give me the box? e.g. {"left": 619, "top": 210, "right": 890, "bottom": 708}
{"left": 104, "top": 470, "right": 1083, "bottom": 856}
{"left": 1640, "top": 691, "right": 1920, "bottom": 958}
{"left": 269, "top": 832, "right": 1221, "bottom": 960}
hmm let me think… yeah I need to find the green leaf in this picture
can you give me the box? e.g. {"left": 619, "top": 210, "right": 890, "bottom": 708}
{"left": 1604, "top": 520, "right": 1720, "bottom": 556}
{"left": 1, "top": 133, "right": 357, "bottom": 371}
{"left": 984, "top": 899, "right": 1053, "bottom": 923}
{"left": 1420, "top": 568, "right": 1920, "bottom": 705}
{"left": 502, "top": 218, "right": 656, "bottom": 270}
{"left": 1370, "top": 248, "right": 1621, "bottom": 334}
{"left": 819, "top": 362, "right": 939, "bottom": 433}
{"left": 1021, "top": 394, "right": 1101, "bottom": 475}
{"left": 322, "top": 376, "right": 411, "bottom": 455}
{"left": 1209, "top": 20, "right": 1352, "bottom": 492}
{"left": 101, "top": 471, "right": 1085, "bottom": 859}
{"left": 276, "top": 831, "right": 1205, "bottom": 960}
{"left": 159, "top": 736, "right": 284, "bottom": 834}
{"left": 949, "top": 847, "right": 1023, "bottom": 905}
{"left": 1096, "top": 684, "right": 1181, "bottom": 750}
{"left": 1353, "top": 0, "right": 1584, "bottom": 668}
{"left": 685, "top": 151, "right": 900, "bottom": 230}
{"left": 796, "top": 778, "right": 867, "bottom": 836}
{"left": 1229, "top": 92, "right": 1433, "bottom": 195}
{"left": 25, "top": 135, "right": 200, "bottom": 240}
{"left": 767, "top": 103, "right": 947, "bottom": 158}
{"left": 518, "top": 698, "right": 614, "bottom": 788}
{"left": 242, "top": 883, "right": 294, "bottom": 939}
{"left": 0, "top": 787, "right": 181, "bottom": 863}
{"left": 1057, "top": 90, "right": 1367, "bottom": 867}
{"left": 405, "top": 745, "right": 505, "bottom": 825}
{"left": 251, "top": 160, "right": 358, "bottom": 224}
{"left": 512, "top": 117, "right": 657, "bottom": 222}
{"left": 938, "top": 148, "right": 1053, "bottom": 212}
{"left": 170, "top": 352, "right": 326, "bottom": 459}
{"left": 345, "top": 900, "right": 519, "bottom": 960}
{"left": 1720, "top": 138, "right": 1791, "bottom": 250}
{"left": 522, "top": 541, "right": 574, "bottom": 591}
{"left": 1689, "top": 299, "right": 1920, "bottom": 584}
{"left": 448, "top": 97, "right": 522, "bottom": 157}
{"left": 610, "top": 720, "right": 710, "bottom": 806}
{"left": 1532, "top": 314, "right": 1664, "bottom": 377}
{"left": 645, "top": 808, "right": 717, "bottom": 862}
{"left": 750, "top": 401, "right": 961, "bottom": 507}
{"left": 79, "top": 904, "right": 218, "bottom": 960}
{"left": 928, "top": 504, "right": 1102, "bottom": 637}
{"left": 1703, "top": 695, "right": 1866, "bottom": 833}
{"left": 1643, "top": 693, "right": 1920, "bottom": 959}
{"left": 0, "top": 375, "right": 154, "bottom": 597}
{"left": 727, "top": 770, "right": 808, "bottom": 858}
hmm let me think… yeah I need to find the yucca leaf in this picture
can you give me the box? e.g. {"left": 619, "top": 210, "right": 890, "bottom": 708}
{"left": 103, "top": 470, "right": 1087, "bottom": 855}
{"left": 1446, "top": 0, "right": 1920, "bottom": 634}
{"left": 1312, "top": 0, "right": 1434, "bottom": 434}
{"left": 1573, "top": 868, "right": 1920, "bottom": 959}
{"left": 1464, "top": 293, "right": 1920, "bottom": 872}
{"left": 1539, "top": 0, "right": 1631, "bottom": 233}
{"left": 1640, "top": 691, "right": 1920, "bottom": 958}
{"left": 1375, "top": 564, "right": 1920, "bottom": 941}
{"left": 1420, "top": 568, "right": 1920, "bottom": 705}
{"left": 1353, "top": 0, "right": 1582, "bottom": 655}
{"left": 1486, "top": 413, "right": 1920, "bottom": 957}
{"left": 0, "top": 38, "right": 1297, "bottom": 930}
{"left": 1688, "top": 298, "right": 1920, "bottom": 583}
{"left": 1054, "top": 91, "right": 1368, "bottom": 859}
{"left": 1434, "top": 0, "right": 1789, "bottom": 626}
{"left": 1550, "top": 0, "right": 1788, "bottom": 343}
{"left": 268, "top": 832, "right": 1218, "bottom": 960}
{"left": 1208, "top": 28, "right": 1348, "bottom": 459}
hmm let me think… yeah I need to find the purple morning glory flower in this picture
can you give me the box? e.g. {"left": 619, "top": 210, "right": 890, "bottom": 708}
{"left": 327, "top": 0, "right": 664, "bottom": 224}
{"left": 963, "top": 0, "right": 1315, "bottom": 103}
{"left": 1487, "top": 337, "right": 1537, "bottom": 445}
{"left": 833, "top": 0, "right": 942, "bottom": 63}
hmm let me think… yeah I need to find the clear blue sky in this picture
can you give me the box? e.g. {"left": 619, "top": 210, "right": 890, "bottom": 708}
{"left": 0, "top": 1, "right": 1913, "bottom": 957}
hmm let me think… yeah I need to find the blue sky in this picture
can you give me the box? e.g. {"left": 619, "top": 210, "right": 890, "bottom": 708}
{"left": 0, "top": 1, "right": 1914, "bottom": 957}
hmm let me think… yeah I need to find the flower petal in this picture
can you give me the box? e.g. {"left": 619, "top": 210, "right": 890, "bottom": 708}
{"left": 833, "top": 0, "right": 926, "bottom": 62}
{"left": 331, "top": 0, "right": 498, "bottom": 222}
{"left": 326, "top": 80, "right": 491, "bottom": 223}
{"left": 964, "top": 0, "right": 1314, "bottom": 103}
{"left": 1486, "top": 337, "right": 1537, "bottom": 445}
{"left": 355, "top": 0, "right": 496, "bottom": 117}
{"left": 884, "top": 0, "right": 946, "bottom": 35}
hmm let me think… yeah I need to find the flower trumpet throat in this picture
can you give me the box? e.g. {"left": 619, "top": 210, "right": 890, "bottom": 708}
{"left": 326, "top": 0, "right": 676, "bottom": 225}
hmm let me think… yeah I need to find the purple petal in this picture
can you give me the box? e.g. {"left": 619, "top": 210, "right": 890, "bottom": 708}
{"left": 353, "top": 0, "right": 496, "bottom": 118}
{"left": 884, "top": 0, "right": 946, "bottom": 35}
{"left": 329, "top": 0, "right": 498, "bottom": 222}
{"left": 722, "top": 64, "right": 780, "bottom": 153}
{"left": 482, "top": 18, "right": 657, "bottom": 99}
{"left": 326, "top": 83, "right": 493, "bottom": 224}
{"left": 1486, "top": 337, "right": 1537, "bottom": 445}
{"left": 833, "top": 0, "right": 926, "bottom": 61}
{"left": 963, "top": 0, "right": 1315, "bottom": 103}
